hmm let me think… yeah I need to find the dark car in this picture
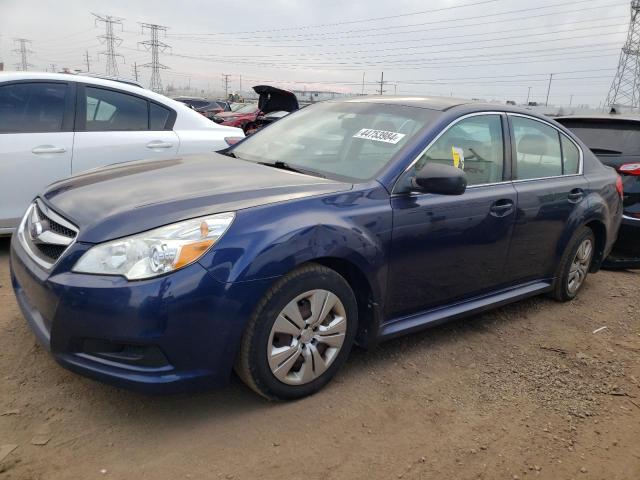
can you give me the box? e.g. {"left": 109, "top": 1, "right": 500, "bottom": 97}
{"left": 556, "top": 115, "right": 640, "bottom": 269}
{"left": 11, "top": 97, "right": 622, "bottom": 400}
{"left": 173, "top": 97, "right": 231, "bottom": 119}
{"left": 243, "top": 85, "right": 299, "bottom": 134}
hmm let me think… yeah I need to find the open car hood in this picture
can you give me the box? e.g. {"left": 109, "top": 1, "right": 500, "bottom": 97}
{"left": 253, "top": 85, "right": 299, "bottom": 114}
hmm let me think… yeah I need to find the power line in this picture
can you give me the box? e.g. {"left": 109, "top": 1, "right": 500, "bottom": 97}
{"left": 157, "top": 34, "right": 624, "bottom": 71}
{"left": 171, "top": 0, "right": 502, "bottom": 36}
{"left": 12, "top": 38, "right": 34, "bottom": 71}
{"left": 605, "top": 0, "right": 640, "bottom": 109}
{"left": 172, "top": 15, "right": 628, "bottom": 49}
{"left": 139, "top": 23, "right": 170, "bottom": 93}
{"left": 93, "top": 13, "right": 124, "bottom": 77}
{"left": 169, "top": 0, "right": 618, "bottom": 38}
{"left": 187, "top": 24, "right": 627, "bottom": 61}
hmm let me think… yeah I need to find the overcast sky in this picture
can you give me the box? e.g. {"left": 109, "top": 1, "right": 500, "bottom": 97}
{"left": 0, "top": 0, "right": 632, "bottom": 106}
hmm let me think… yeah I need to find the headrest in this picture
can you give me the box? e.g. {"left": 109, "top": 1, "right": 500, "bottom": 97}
{"left": 517, "top": 134, "right": 549, "bottom": 156}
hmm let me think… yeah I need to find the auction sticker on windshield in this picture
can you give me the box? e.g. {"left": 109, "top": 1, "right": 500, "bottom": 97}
{"left": 353, "top": 128, "right": 406, "bottom": 144}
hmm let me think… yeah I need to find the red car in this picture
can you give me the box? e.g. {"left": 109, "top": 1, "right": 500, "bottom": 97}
{"left": 213, "top": 86, "right": 299, "bottom": 134}
{"left": 212, "top": 103, "right": 260, "bottom": 129}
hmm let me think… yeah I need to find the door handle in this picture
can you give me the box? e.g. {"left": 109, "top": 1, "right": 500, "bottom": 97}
{"left": 32, "top": 146, "right": 66, "bottom": 154}
{"left": 490, "top": 199, "right": 514, "bottom": 217}
{"left": 567, "top": 188, "right": 584, "bottom": 203}
{"left": 146, "top": 140, "right": 173, "bottom": 149}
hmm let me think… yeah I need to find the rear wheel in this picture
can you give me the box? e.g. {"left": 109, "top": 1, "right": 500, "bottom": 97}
{"left": 551, "top": 227, "right": 595, "bottom": 302}
{"left": 235, "top": 264, "right": 358, "bottom": 400}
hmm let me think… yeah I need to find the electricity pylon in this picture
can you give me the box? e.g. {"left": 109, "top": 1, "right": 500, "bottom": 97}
{"left": 605, "top": 0, "right": 640, "bottom": 110}
{"left": 139, "top": 23, "right": 170, "bottom": 93}
{"left": 13, "top": 38, "right": 34, "bottom": 71}
{"left": 93, "top": 13, "right": 124, "bottom": 77}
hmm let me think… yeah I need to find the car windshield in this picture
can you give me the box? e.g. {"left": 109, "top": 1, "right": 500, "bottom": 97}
{"left": 232, "top": 101, "right": 441, "bottom": 181}
{"left": 234, "top": 104, "right": 259, "bottom": 114}
{"left": 558, "top": 119, "right": 640, "bottom": 155}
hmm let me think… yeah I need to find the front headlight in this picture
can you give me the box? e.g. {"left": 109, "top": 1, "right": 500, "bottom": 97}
{"left": 73, "top": 213, "right": 235, "bottom": 280}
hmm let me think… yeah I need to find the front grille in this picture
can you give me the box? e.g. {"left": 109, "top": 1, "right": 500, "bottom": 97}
{"left": 35, "top": 204, "right": 76, "bottom": 238}
{"left": 18, "top": 200, "right": 79, "bottom": 269}
{"left": 35, "top": 243, "right": 67, "bottom": 261}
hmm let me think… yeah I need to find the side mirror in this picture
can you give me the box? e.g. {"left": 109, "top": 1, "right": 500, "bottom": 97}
{"left": 411, "top": 163, "right": 467, "bottom": 195}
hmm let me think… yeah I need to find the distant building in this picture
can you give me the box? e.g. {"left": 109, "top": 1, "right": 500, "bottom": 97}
{"left": 292, "top": 89, "right": 343, "bottom": 104}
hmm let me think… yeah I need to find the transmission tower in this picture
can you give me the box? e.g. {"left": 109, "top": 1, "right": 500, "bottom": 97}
{"left": 139, "top": 23, "right": 170, "bottom": 93}
{"left": 13, "top": 38, "right": 34, "bottom": 71}
{"left": 93, "top": 13, "right": 124, "bottom": 77}
{"left": 605, "top": 0, "right": 640, "bottom": 110}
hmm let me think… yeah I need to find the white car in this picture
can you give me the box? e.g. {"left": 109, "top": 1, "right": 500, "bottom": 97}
{"left": 0, "top": 72, "right": 244, "bottom": 235}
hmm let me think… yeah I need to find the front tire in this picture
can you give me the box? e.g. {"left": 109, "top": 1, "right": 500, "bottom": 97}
{"left": 235, "top": 264, "right": 358, "bottom": 400}
{"left": 551, "top": 227, "right": 595, "bottom": 302}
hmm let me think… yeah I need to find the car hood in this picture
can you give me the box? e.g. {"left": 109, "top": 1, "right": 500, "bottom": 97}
{"left": 42, "top": 154, "right": 350, "bottom": 243}
{"left": 253, "top": 85, "right": 299, "bottom": 114}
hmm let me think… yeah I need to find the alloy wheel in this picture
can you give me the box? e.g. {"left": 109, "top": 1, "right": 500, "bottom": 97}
{"left": 567, "top": 238, "right": 593, "bottom": 294}
{"left": 267, "top": 289, "right": 347, "bottom": 385}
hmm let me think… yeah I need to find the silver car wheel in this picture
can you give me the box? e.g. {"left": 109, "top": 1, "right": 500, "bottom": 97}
{"left": 267, "top": 289, "right": 347, "bottom": 386}
{"left": 567, "top": 238, "right": 593, "bottom": 294}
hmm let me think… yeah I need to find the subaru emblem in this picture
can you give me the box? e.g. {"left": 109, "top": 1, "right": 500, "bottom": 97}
{"left": 29, "top": 220, "right": 43, "bottom": 240}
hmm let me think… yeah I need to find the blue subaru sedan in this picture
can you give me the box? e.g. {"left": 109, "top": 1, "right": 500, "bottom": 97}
{"left": 10, "top": 97, "right": 622, "bottom": 399}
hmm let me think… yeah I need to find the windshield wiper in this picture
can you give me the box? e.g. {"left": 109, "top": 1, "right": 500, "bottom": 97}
{"left": 589, "top": 147, "right": 623, "bottom": 155}
{"left": 259, "top": 161, "right": 326, "bottom": 178}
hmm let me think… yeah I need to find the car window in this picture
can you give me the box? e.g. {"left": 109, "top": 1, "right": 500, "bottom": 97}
{"left": 556, "top": 119, "right": 640, "bottom": 155}
{"left": 232, "top": 102, "right": 441, "bottom": 182}
{"left": 150, "top": 103, "right": 171, "bottom": 130}
{"left": 0, "top": 82, "right": 67, "bottom": 133}
{"left": 407, "top": 114, "right": 504, "bottom": 187}
{"left": 512, "top": 116, "right": 562, "bottom": 180}
{"left": 85, "top": 87, "right": 148, "bottom": 131}
{"left": 561, "top": 134, "right": 580, "bottom": 174}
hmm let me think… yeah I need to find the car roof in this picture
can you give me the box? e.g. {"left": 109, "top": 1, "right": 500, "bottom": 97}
{"left": 555, "top": 113, "right": 640, "bottom": 123}
{"left": 0, "top": 71, "right": 172, "bottom": 104}
{"left": 330, "top": 95, "right": 563, "bottom": 124}
{"left": 339, "top": 95, "right": 473, "bottom": 111}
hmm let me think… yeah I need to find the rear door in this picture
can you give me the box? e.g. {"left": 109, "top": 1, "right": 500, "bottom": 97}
{"left": 505, "top": 114, "right": 588, "bottom": 283}
{"left": 386, "top": 113, "right": 517, "bottom": 318}
{"left": 0, "top": 80, "right": 74, "bottom": 230}
{"left": 72, "top": 85, "right": 178, "bottom": 173}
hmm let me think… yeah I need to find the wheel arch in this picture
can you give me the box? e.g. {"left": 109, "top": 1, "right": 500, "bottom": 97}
{"left": 311, "top": 257, "right": 383, "bottom": 349}
{"left": 583, "top": 219, "right": 607, "bottom": 272}
{"left": 556, "top": 196, "right": 610, "bottom": 275}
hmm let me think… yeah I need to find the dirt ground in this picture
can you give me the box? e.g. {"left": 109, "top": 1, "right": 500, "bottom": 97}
{"left": 0, "top": 236, "right": 638, "bottom": 480}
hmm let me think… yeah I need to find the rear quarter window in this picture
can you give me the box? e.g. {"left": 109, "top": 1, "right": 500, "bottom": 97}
{"left": 150, "top": 103, "right": 171, "bottom": 130}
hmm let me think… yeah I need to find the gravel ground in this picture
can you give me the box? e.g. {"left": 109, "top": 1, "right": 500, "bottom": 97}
{"left": 0, "top": 236, "right": 638, "bottom": 480}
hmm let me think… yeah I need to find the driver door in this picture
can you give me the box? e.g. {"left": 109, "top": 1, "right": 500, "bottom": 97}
{"left": 386, "top": 113, "right": 517, "bottom": 318}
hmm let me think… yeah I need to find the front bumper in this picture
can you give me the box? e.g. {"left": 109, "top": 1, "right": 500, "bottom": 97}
{"left": 10, "top": 235, "right": 273, "bottom": 393}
